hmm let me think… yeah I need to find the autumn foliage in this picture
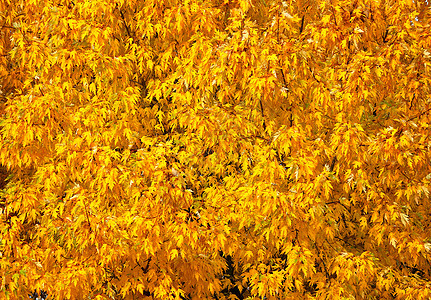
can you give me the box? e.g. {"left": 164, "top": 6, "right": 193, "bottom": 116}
{"left": 1, "top": 0, "right": 431, "bottom": 299}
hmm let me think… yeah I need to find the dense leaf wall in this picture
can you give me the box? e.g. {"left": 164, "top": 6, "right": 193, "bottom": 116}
{"left": 1, "top": 0, "right": 431, "bottom": 299}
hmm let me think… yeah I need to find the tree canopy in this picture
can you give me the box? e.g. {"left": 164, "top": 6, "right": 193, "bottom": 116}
{"left": 1, "top": 0, "right": 431, "bottom": 299}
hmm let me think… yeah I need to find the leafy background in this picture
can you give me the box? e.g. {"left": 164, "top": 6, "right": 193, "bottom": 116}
{"left": 1, "top": 0, "right": 431, "bottom": 299}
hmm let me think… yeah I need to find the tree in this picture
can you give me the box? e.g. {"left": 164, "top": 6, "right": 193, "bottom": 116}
{"left": 1, "top": 0, "right": 431, "bottom": 299}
